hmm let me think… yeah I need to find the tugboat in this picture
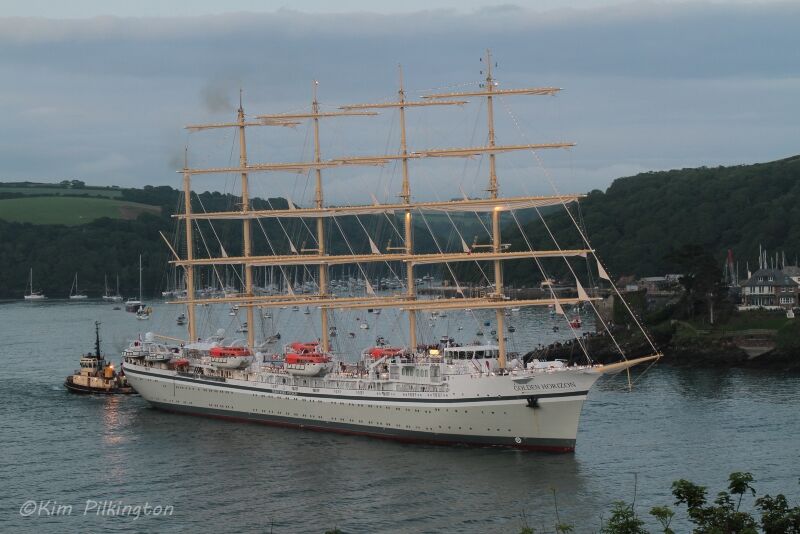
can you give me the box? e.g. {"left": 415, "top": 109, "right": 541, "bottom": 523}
{"left": 65, "top": 322, "right": 136, "bottom": 395}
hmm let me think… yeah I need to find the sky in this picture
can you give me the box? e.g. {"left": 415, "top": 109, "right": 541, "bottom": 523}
{"left": 0, "top": 1, "right": 798, "bottom": 205}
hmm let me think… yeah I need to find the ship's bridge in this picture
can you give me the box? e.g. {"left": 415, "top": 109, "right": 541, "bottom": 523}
{"left": 443, "top": 345, "right": 500, "bottom": 360}
{"left": 442, "top": 345, "right": 502, "bottom": 374}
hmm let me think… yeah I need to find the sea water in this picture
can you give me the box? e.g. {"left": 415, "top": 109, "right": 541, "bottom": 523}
{"left": 2, "top": 300, "right": 798, "bottom": 532}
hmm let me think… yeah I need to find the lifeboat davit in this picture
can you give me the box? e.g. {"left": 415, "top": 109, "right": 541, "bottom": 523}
{"left": 367, "top": 347, "right": 403, "bottom": 359}
{"left": 284, "top": 351, "right": 332, "bottom": 376}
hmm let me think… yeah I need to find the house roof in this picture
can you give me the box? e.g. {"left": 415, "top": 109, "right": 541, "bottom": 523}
{"left": 782, "top": 265, "right": 800, "bottom": 277}
{"left": 742, "top": 268, "right": 799, "bottom": 287}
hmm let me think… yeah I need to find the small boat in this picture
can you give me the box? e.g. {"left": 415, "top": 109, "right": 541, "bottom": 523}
{"left": 209, "top": 345, "right": 253, "bottom": 369}
{"left": 476, "top": 330, "right": 484, "bottom": 337}
{"left": 284, "top": 350, "right": 332, "bottom": 376}
{"left": 69, "top": 273, "right": 88, "bottom": 300}
{"left": 65, "top": 322, "right": 135, "bottom": 395}
{"left": 176, "top": 313, "right": 187, "bottom": 325}
{"left": 23, "top": 268, "right": 46, "bottom": 300}
{"left": 263, "top": 312, "right": 272, "bottom": 319}
{"left": 348, "top": 332, "right": 356, "bottom": 338}
{"left": 484, "top": 321, "right": 491, "bottom": 326}
{"left": 125, "top": 298, "right": 144, "bottom": 312}
{"left": 508, "top": 325, "right": 516, "bottom": 333}
{"left": 210, "top": 346, "right": 251, "bottom": 356}
{"left": 359, "top": 323, "right": 369, "bottom": 330}
{"left": 511, "top": 307, "right": 520, "bottom": 313}
{"left": 103, "top": 274, "right": 124, "bottom": 302}
{"left": 125, "top": 255, "right": 146, "bottom": 312}
{"left": 303, "top": 307, "right": 311, "bottom": 315}
{"left": 136, "top": 307, "right": 152, "bottom": 320}
{"left": 569, "top": 317, "right": 582, "bottom": 328}
{"left": 265, "top": 333, "right": 281, "bottom": 344}
{"left": 365, "top": 346, "right": 403, "bottom": 359}
{"left": 236, "top": 321, "right": 248, "bottom": 333}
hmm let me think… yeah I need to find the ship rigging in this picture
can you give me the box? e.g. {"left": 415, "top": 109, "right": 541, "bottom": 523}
{"left": 122, "top": 52, "right": 660, "bottom": 452}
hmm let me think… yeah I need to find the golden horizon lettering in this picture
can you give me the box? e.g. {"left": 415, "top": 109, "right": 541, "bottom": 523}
{"left": 513, "top": 381, "right": 577, "bottom": 392}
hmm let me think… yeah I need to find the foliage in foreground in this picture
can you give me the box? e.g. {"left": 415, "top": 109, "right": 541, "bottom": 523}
{"left": 519, "top": 472, "right": 800, "bottom": 534}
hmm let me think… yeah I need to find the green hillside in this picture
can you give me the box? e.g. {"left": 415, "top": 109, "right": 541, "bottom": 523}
{"left": 0, "top": 196, "right": 161, "bottom": 225}
{"left": 3, "top": 156, "right": 799, "bottom": 298}
{"left": 502, "top": 155, "right": 800, "bottom": 283}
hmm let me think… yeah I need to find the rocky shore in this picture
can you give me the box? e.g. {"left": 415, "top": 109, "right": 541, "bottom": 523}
{"left": 523, "top": 329, "right": 800, "bottom": 372}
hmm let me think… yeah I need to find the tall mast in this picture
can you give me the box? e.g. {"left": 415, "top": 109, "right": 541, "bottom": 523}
{"left": 257, "top": 87, "right": 378, "bottom": 353}
{"left": 237, "top": 91, "right": 256, "bottom": 349}
{"left": 183, "top": 148, "right": 197, "bottom": 341}
{"left": 339, "top": 70, "right": 466, "bottom": 351}
{"left": 139, "top": 254, "right": 143, "bottom": 302}
{"left": 485, "top": 49, "right": 507, "bottom": 368}
{"left": 312, "top": 82, "right": 330, "bottom": 353}
{"left": 397, "top": 67, "right": 417, "bottom": 350}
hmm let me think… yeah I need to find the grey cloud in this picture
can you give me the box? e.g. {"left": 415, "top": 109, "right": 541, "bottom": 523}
{"left": 0, "top": 3, "right": 798, "bottom": 81}
{"left": 0, "top": 3, "right": 798, "bottom": 200}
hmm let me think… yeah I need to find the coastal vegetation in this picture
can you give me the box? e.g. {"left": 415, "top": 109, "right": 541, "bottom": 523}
{"left": 2, "top": 155, "right": 799, "bottom": 300}
{"left": 503, "top": 155, "right": 800, "bottom": 284}
{"left": 518, "top": 472, "right": 800, "bottom": 534}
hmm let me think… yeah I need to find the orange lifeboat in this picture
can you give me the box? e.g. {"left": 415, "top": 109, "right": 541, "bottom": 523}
{"left": 285, "top": 352, "right": 331, "bottom": 364}
{"left": 210, "top": 346, "right": 252, "bottom": 357}
{"left": 367, "top": 347, "right": 403, "bottom": 359}
{"left": 288, "top": 341, "right": 319, "bottom": 353}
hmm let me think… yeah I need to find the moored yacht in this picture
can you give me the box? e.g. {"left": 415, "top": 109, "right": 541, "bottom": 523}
{"left": 24, "top": 268, "right": 46, "bottom": 300}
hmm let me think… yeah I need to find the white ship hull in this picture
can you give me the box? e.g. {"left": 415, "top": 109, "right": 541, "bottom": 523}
{"left": 123, "top": 360, "right": 602, "bottom": 452}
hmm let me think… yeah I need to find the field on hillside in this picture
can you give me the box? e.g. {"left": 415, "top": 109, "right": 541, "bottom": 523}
{"left": 0, "top": 196, "right": 160, "bottom": 225}
{"left": 0, "top": 185, "right": 122, "bottom": 198}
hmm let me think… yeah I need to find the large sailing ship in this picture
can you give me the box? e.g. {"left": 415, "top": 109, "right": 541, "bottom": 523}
{"left": 123, "top": 53, "right": 660, "bottom": 452}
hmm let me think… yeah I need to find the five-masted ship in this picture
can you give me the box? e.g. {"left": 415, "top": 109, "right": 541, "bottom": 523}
{"left": 122, "top": 53, "right": 660, "bottom": 452}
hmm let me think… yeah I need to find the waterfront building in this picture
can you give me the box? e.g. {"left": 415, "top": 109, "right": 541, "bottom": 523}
{"left": 741, "top": 268, "right": 798, "bottom": 309}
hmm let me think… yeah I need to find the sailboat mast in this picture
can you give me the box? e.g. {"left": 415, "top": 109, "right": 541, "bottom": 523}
{"left": 485, "top": 50, "right": 507, "bottom": 368}
{"left": 312, "top": 82, "right": 331, "bottom": 353}
{"left": 183, "top": 151, "right": 197, "bottom": 341}
{"left": 139, "top": 254, "right": 143, "bottom": 302}
{"left": 397, "top": 66, "right": 417, "bottom": 350}
{"left": 237, "top": 92, "right": 256, "bottom": 349}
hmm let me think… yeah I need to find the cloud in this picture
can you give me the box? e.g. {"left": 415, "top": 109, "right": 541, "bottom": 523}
{"left": 0, "top": 3, "right": 797, "bottom": 200}
{"left": 75, "top": 153, "right": 133, "bottom": 174}
{"left": 0, "top": 3, "right": 798, "bottom": 80}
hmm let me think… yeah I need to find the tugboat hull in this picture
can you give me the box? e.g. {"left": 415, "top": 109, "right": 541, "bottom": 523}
{"left": 64, "top": 377, "right": 136, "bottom": 395}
